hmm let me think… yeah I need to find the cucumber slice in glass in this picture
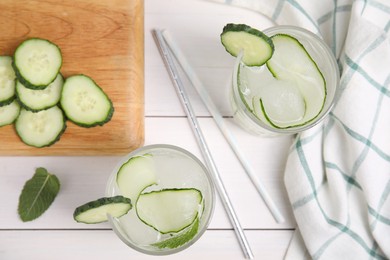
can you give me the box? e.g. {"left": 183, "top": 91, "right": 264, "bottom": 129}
{"left": 264, "top": 34, "right": 326, "bottom": 128}
{"left": 74, "top": 196, "right": 132, "bottom": 224}
{"left": 221, "top": 23, "right": 274, "bottom": 66}
{"left": 136, "top": 188, "right": 203, "bottom": 234}
{"left": 252, "top": 80, "right": 307, "bottom": 128}
{"left": 116, "top": 154, "right": 157, "bottom": 202}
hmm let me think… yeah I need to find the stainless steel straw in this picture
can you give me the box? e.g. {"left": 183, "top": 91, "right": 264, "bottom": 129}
{"left": 153, "top": 29, "right": 254, "bottom": 259}
{"left": 161, "top": 31, "right": 285, "bottom": 224}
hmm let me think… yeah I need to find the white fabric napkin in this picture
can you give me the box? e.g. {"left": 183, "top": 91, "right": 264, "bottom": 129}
{"left": 211, "top": 0, "right": 390, "bottom": 259}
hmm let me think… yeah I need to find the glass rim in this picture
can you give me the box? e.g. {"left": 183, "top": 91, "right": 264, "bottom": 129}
{"left": 232, "top": 25, "right": 340, "bottom": 135}
{"left": 105, "top": 144, "right": 216, "bottom": 256}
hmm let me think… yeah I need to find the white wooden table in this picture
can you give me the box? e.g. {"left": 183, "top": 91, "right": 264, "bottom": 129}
{"left": 0, "top": 0, "right": 298, "bottom": 259}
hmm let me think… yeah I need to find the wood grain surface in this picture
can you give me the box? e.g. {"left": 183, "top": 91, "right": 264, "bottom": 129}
{"left": 0, "top": 0, "right": 144, "bottom": 155}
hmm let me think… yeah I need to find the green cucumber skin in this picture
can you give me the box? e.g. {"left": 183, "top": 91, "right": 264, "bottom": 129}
{"left": 73, "top": 195, "right": 132, "bottom": 224}
{"left": 61, "top": 74, "right": 114, "bottom": 128}
{"left": 12, "top": 38, "right": 62, "bottom": 90}
{"left": 0, "top": 100, "right": 21, "bottom": 127}
{"left": 136, "top": 188, "right": 203, "bottom": 234}
{"left": 0, "top": 56, "right": 16, "bottom": 106}
{"left": 16, "top": 74, "right": 64, "bottom": 112}
{"left": 0, "top": 94, "right": 15, "bottom": 107}
{"left": 15, "top": 107, "right": 67, "bottom": 148}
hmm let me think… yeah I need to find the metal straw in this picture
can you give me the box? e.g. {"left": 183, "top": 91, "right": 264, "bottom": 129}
{"left": 160, "top": 30, "right": 285, "bottom": 224}
{"left": 153, "top": 29, "right": 254, "bottom": 259}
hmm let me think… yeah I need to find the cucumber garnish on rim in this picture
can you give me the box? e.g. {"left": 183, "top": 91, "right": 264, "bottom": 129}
{"left": 73, "top": 196, "right": 132, "bottom": 224}
{"left": 221, "top": 23, "right": 274, "bottom": 66}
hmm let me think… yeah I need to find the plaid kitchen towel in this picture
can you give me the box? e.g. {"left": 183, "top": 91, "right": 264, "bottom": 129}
{"left": 211, "top": 0, "right": 390, "bottom": 259}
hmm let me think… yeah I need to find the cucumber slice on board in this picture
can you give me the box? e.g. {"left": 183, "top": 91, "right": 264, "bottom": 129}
{"left": 74, "top": 196, "right": 132, "bottom": 224}
{"left": 263, "top": 34, "right": 326, "bottom": 128}
{"left": 60, "top": 75, "right": 114, "bottom": 128}
{"left": 116, "top": 154, "right": 157, "bottom": 203}
{"left": 16, "top": 74, "right": 63, "bottom": 112}
{"left": 13, "top": 38, "right": 62, "bottom": 89}
{"left": 15, "top": 106, "right": 66, "bottom": 148}
{"left": 136, "top": 188, "right": 203, "bottom": 234}
{"left": 0, "top": 100, "right": 20, "bottom": 127}
{"left": 0, "top": 56, "right": 16, "bottom": 106}
{"left": 221, "top": 23, "right": 274, "bottom": 66}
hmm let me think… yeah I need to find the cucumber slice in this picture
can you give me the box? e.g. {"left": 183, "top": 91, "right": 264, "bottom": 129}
{"left": 15, "top": 106, "right": 66, "bottom": 147}
{"left": 0, "top": 56, "right": 16, "bottom": 106}
{"left": 264, "top": 34, "right": 326, "bottom": 128}
{"left": 60, "top": 75, "right": 114, "bottom": 127}
{"left": 252, "top": 80, "right": 307, "bottom": 128}
{"left": 74, "top": 196, "right": 132, "bottom": 224}
{"left": 221, "top": 23, "right": 274, "bottom": 66}
{"left": 136, "top": 188, "right": 203, "bottom": 234}
{"left": 13, "top": 38, "right": 62, "bottom": 89}
{"left": 16, "top": 74, "right": 64, "bottom": 112}
{"left": 116, "top": 154, "right": 157, "bottom": 203}
{"left": 0, "top": 100, "right": 21, "bottom": 127}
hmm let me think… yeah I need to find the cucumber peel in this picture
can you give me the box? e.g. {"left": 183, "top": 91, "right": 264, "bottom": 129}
{"left": 221, "top": 23, "right": 274, "bottom": 66}
{"left": 73, "top": 196, "right": 132, "bottom": 224}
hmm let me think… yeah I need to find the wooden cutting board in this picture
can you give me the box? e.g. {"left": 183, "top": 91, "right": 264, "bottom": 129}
{"left": 0, "top": 0, "right": 144, "bottom": 155}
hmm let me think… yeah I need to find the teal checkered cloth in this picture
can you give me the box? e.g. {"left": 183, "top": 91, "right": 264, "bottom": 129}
{"left": 212, "top": 0, "right": 390, "bottom": 259}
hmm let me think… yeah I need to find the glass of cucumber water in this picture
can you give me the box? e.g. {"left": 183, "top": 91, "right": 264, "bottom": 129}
{"left": 105, "top": 144, "right": 215, "bottom": 255}
{"left": 222, "top": 25, "right": 340, "bottom": 136}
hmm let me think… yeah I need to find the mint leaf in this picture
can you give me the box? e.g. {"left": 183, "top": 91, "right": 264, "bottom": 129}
{"left": 18, "top": 167, "right": 60, "bottom": 222}
{"left": 152, "top": 217, "right": 199, "bottom": 249}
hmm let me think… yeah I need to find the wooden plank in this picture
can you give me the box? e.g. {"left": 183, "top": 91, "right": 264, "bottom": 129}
{"left": 0, "top": 117, "right": 294, "bottom": 230}
{"left": 0, "top": 0, "right": 144, "bottom": 155}
{"left": 0, "top": 229, "right": 293, "bottom": 259}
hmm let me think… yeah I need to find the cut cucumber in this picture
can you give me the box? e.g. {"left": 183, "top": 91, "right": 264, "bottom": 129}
{"left": 16, "top": 74, "right": 64, "bottom": 112}
{"left": 252, "top": 80, "right": 307, "bottom": 128}
{"left": 0, "top": 56, "right": 16, "bottom": 106}
{"left": 13, "top": 38, "right": 62, "bottom": 89}
{"left": 60, "top": 75, "right": 114, "bottom": 127}
{"left": 74, "top": 196, "right": 132, "bottom": 224}
{"left": 221, "top": 23, "right": 274, "bottom": 66}
{"left": 263, "top": 34, "right": 326, "bottom": 128}
{"left": 15, "top": 106, "right": 66, "bottom": 147}
{"left": 0, "top": 100, "right": 20, "bottom": 127}
{"left": 136, "top": 188, "right": 203, "bottom": 234}
{"left": 116, "top": 154, "right": 157, "bottom": 203}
